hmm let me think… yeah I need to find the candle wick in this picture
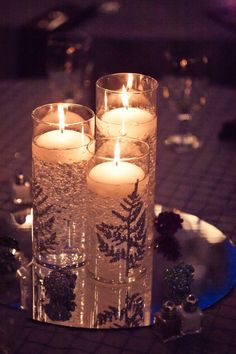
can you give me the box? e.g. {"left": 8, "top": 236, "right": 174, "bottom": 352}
{"left": 61, "top": 128, "right": 64, "bottom": 134}
{"left": 115, "top": 161, "right": 118, "bottom": 167}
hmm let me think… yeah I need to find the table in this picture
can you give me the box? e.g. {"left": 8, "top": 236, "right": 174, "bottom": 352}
{"left": 0, "top": 79, "right": 236, "bottom": 354}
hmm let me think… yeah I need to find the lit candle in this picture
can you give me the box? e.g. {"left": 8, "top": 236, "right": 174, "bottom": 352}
{"left": 97, "top": 83, "right": 155, "bottom": 139}
{"left": 33, "top": 105, "right": 91, "bottom": 163}
{"left": 87, "top": 140, "right": 148, "bottom": 197}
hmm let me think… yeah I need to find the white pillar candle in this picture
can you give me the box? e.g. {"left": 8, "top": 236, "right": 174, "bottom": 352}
{"left": 33, "top": 106, "right": 91, "bottom": 164}
{"left": 97, "top": 84, "right": 155, "bottom": 139}
{"left": 97, "top": 107, "right": 156, "bottom": 140}
{"left": 87, "top": 160, "right": 148, "bottom": 197}
{"left": 33, "top": 129, "right": 91, "bottom": 164}
{"left": 97, "top": 82, "right": 157, "bottom": 140}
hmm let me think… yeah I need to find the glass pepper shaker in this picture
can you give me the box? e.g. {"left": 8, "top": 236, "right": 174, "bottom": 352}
{"left": 154, "top": 300, "right": 181, "bottom": 342}
{"left": 178, "top": 294, "right": 203, "bottom": 334}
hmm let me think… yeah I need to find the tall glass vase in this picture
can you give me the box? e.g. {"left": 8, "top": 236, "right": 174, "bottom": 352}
{"left": 86, "top": 137, "right": 150, "bottom": 284}
{"left": 32, "top": 103, "right": 95, "bottom": 268}
{"left": 96, "top": 73, "right": 158, "bottom": 246}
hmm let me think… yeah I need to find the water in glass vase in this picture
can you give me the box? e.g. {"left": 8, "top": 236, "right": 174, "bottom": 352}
{"left": 95, "top": 116, "right": 157, "bottom": 246}
{"left": 32, "top": 141, "right": 90, "bottom": 268}
{"left": 87, "top": 178, "right": 150, "bottom": 284}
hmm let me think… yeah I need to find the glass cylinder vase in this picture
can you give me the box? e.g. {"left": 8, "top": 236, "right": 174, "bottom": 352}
{"left": 32, "top": 103, "right": 95, "bottom": 268}
{"left": 86, "top": 137, "right": 151, "bottom": 284}
{"left": 96, "top": 73, "right": 158, "bottom": 246}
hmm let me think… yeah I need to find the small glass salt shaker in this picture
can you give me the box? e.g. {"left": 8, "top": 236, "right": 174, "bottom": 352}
{"left": 154, "top": 300, "right": 181, "bottom": 342}
{"left": 11, "top": 172, "right": 32, "bottom": 205}
{"left": 178, "top": 294, "right": 203, "bottom": 334}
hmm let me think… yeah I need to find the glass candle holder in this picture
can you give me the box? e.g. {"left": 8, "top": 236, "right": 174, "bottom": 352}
{"left": 32, "top": 103, "right": 95, "bottom": 268}
{"left": 32, "top": 257, "right": 153, "bottom": 328}
{"left": 86, "top": 137, "right": 150, "bottom": 284}
{"left": 96, "top": 73, "right": 158, "bottom": 245}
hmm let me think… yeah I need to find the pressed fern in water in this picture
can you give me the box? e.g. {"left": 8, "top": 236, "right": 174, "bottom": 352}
{"left": 96, "top": 180, "right": 147, "bottom": 277}
{"left": 95, "top": 291, "right": 144, "bottom": 328}
{"left": 33, "top": 181, "right": 58, "bottom": 255}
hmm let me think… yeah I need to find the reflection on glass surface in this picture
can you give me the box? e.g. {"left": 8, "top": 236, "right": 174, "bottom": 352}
{"left": 1, "top": 206, "right": 236, "bottom": 329}
{"left": 152, "top": 205, "right": 236, "bottom": 314}
{"left": 182, "top": 213, "right": 226, "bottom": 244}
{"left": 32, "top": 261, "right": 152, "bottom": 328}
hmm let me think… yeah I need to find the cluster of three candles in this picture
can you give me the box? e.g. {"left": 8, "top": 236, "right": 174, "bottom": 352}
{"left": 34, "top": 100, "right": 151, "bottom": 194}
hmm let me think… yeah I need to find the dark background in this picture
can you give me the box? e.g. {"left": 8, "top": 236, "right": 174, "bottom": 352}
{"left": 0, "top": 0, "right": 236, "bottom": 85}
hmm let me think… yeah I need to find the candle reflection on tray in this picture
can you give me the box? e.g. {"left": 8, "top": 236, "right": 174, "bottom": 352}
{"left": 10, "top": 208, "right": 33, "bottom": 230}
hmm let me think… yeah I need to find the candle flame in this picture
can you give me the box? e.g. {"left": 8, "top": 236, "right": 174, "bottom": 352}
{"left": 114, "top": 139, "right": 120, "bottom": 166}
{"left": 58, "top": 105, "right": 65, "bottom": 133}
{"left": 81, "top": 125, "right": 85, "bottom": 145}
{"left": 127, "top": 73, "right": 133, "bottom": 90}
{"left": 121, "top": 85, "right": 129, "bottom": 109}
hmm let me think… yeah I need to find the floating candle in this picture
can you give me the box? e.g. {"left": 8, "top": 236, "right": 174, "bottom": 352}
{"left": 87, "top": 140, "right": 147, "bottom": 197}
{"left": 98, "top": 86, "right": 155, "bottom": 139}
{"left": 33, "top": 105, "right": 91, "bottom": 163}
